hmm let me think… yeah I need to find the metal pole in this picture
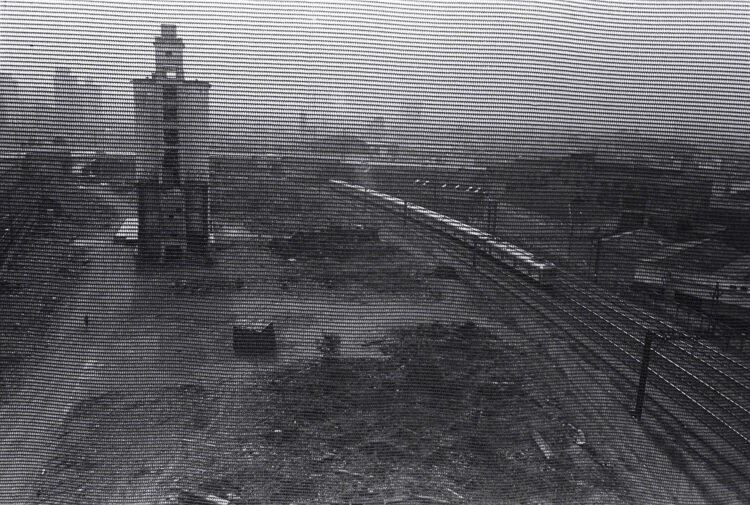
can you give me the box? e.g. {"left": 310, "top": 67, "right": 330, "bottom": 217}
{"left": 492, "top": 200, "right": 498, "bottom": 236}
{"left": 567, "top": 201, "right": 573, "bottom": 262}
{"left": 709, "top": 283, "right": 720, "bottom": 339}
{"left": 633, "top": 331, "right": 654, "bottom": 421}
{"left": 486, "top": 199, "right": 493, "bottom": 234}
{"left": 472, "top": 237, "right": 478, "bottom": 268}
{"left": 593, "top": 232, "right": 602, "bottom": 284}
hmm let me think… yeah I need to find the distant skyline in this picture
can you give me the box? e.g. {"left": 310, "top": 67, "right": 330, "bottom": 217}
{"left": 1, "top": 1, "right": 748, "bottom": 146}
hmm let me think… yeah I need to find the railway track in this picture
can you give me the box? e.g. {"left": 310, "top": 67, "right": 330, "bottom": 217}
{"left": 330, "top": 183, "right": 750, "bottom": 494}
{"left": 558, "top": 274, "right": 750, "bottom": 383}
{"left": 554, "top": 279, "right": 750, "bottom": 429}
{"left": 413, "top": 188, "right": 748, "bottom": 345}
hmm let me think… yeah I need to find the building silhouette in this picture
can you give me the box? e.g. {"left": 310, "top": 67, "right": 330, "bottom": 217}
{"left": 53, "top": 67, "right": 102, "bottom": 149}
{"left": 133, "top": 24, "right": 211, "bottom": 262}
{"left": 0, "top": 73, "right": 21, "bottom": 149}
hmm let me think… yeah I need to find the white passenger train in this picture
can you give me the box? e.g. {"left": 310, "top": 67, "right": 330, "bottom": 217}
{"left": 331, "top": 179, "right": 558, "bottom": 286}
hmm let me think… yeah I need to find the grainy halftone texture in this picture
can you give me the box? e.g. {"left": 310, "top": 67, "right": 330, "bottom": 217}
{"left": 0, "top": 2, "right": 748, "bottom": 504}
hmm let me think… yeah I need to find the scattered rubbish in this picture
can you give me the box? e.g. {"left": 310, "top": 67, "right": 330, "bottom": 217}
{"left": 319, "top": 332, "right": 341, "bottom": 363}
{"left": 383, "top": 496, "right": 410, "bottom": 504}
{"left": 316, "top": 452, "right": 339, "bottom": 462}
{"left": 445, "top": 487, "right": 464, "bottom": 499}
{"left": 532, "top": 430, "right": 553, "bottom": 460}
{"left": 175, "top": 489, "right": 231, "bottom": 505}
{"left": 271, "top": 225, "right": 380, "bottom": 258}
{"left": 415, "top": 495, "right": 450, "bottom": 504}
{"left": 566, "top": 423, "right": 586, "bottom": 446}
{"left": 334, "top": 468, "right": 366, "bottom": 479}
{"left": 432, "top": 265, "right": 459, "bottom": 280}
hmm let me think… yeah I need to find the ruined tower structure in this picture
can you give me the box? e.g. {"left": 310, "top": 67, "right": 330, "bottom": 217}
{"left": 133, "top": 24, "right": 211, "bottom": 262}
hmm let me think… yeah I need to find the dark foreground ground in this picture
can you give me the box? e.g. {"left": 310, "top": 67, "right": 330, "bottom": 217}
{"left": 0, "top": 178, "right": 738, "bottom": 504}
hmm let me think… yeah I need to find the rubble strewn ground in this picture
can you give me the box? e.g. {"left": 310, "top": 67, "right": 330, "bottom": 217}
{"left": 255, "top": 322, "right": 628, "bottom": 504}
{"left": 35, "top": 319, "right": 632, "bottom": 504}
{"left": 2, "top": 179, "right": 739, "bottom": 504}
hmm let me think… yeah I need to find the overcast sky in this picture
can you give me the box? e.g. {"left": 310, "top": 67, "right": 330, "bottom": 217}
{"left": 1, "top": 0, "right": 748, "bottom": 141}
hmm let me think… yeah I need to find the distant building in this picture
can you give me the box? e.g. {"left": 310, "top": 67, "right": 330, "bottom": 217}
{"left": 0, "top": 73, "right": 21, "bottom": 149}
{"left": 486, "top": 146, "right": 712, "bottom": 237}
{"left": 366, "top": 115, "right": 385, "bottom": 145}
{"left": 710, "top": 170, "right": 750, "bottom": 220}
{"left": 53, "top": 68, "right": 102, "bottom": 150}
{"left": 398, "top": 100, "right": 423, "bottom": 145}
{"left": 133, "top": 24, "right": 211, "bottom": 262}
{"left": 298, "top": 110, "right": 315, "bottom": 143}
{"left": 635, "top": 242, "right": 750, "bottom": 324}
{"left": 598, "top": 228, "right": 673, "bottom": 290}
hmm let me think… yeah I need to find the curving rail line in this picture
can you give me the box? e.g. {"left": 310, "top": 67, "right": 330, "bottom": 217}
{"left": 330, "top": 181, "right": 750, "bottom": 472}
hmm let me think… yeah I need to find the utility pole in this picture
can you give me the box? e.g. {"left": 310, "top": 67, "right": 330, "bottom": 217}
{"left": 709, "top": 282, "right": 721, "bottom": 339}
{"left": 494, "top": 200, "right": 498, "bottom": 236}
{"left": 632, "top": 331, "right": 655, "bottom": 421}
{"left": 472, "top": 236, "right": 478, "bottom": 268}
{"left": 593, "top": 227, "right": 602, "bottom": 283}
{"left": 488, "top": 199, "right": 498, "bottom": 236}
{"left": 567, "top": 200, "right": 574, "bottom": 262}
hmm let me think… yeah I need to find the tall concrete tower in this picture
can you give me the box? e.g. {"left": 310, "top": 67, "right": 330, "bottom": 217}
{"left": 133, "top": 24, "right": 211, "bottom": 262}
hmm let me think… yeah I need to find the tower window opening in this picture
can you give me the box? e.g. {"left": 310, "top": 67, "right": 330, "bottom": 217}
{"left": 163, "top": 149, "right": 179, "bottom": 187}
{"left": 164, "top": 128, "right": 179, "bottom": 146}
{"left": 163, "top": 85, "right": 177, "bottom": 100}
{"left": 164, "top": 103, "right": 178, "bottom": 122}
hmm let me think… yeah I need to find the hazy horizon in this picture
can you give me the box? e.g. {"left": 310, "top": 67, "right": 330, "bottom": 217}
{"left": 1, "top": 1, "right": 748, "bottom": 147}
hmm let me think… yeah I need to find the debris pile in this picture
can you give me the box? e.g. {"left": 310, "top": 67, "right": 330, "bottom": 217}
{"left": 271, "top": 225, "right": 379, "bottom": 258}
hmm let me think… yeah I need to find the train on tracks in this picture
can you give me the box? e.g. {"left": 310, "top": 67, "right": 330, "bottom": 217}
{"left": 331, "top": 179, "right": 559, "bottom": 286}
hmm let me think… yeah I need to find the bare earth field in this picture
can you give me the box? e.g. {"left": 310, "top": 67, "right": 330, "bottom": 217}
{"left": 0, "top": 179, "right": 738, "bottom": 504}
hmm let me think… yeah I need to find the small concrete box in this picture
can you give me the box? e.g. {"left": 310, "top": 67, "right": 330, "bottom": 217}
{"left": 233, "top": 319, "right": 275, "bottom": 355}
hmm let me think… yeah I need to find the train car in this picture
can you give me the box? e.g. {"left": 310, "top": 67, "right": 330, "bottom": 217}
{"left": 114, "top": 217, "right": 138, "bottom": 244}
{"left": 330, "top": 179, "right": 558, "bottom": 287}
{"left": 484, "top": 239, "right": 557, "bottom": 286}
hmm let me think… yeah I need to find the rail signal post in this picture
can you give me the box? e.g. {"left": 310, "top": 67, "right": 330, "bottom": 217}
{"left": 632, "top": 331, "right": 655, "bottom": 421}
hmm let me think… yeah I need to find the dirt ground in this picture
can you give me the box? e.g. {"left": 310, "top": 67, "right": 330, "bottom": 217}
{"left": 0, "top": 183, "right": 115, "bottom": 399}
{"left": 1, "top": 179, "right": 743, "bottom": 504}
